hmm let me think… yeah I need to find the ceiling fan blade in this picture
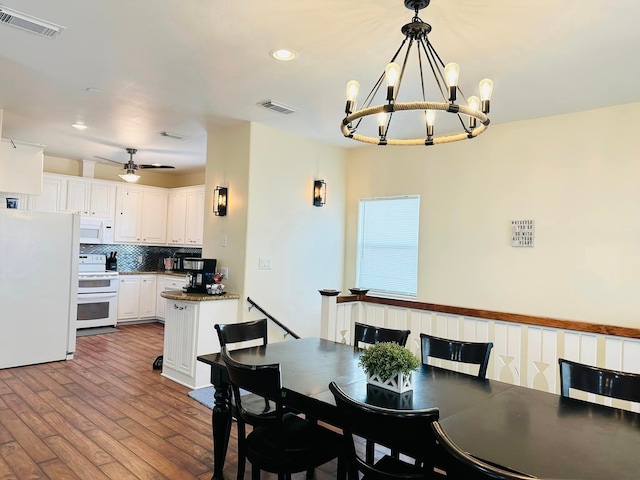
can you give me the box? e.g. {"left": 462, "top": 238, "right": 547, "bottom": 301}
{"left": 93, "top": 155, "right": 124, "bottom": 166}
{"left": 139, "top": 165, "right": 175, "bottom": 169}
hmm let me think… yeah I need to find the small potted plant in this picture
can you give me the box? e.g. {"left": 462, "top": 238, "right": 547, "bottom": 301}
{"left": 358, "top": 342, "right": 420, "bottom": 393}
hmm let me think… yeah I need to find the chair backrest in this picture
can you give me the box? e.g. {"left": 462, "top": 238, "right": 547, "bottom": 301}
{"left": 353, "top": 322, "right": 410, "bottom": 351}
{"left": 558, "top": 358, "right": 640, "bottom": 403}
{"left": 220, "top": 347, "right": 283, "bottom": 425}
{"left": 420, "top": 333, "right": 493, "bottom": 379}
{"left": 329, "top": 381, "right": 440, "bottom": 478}
{"left": 215, "top": 318, "right": 268, "bottom": 349}
{"left": 431, "top": 421, "right": 537, "bottom": 479}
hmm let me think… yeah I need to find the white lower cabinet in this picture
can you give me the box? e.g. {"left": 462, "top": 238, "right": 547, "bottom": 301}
{"left": 162, "top": 301, "right": 197, "bottom": 377}
{"left": 117, "top": 274, "right": 157, "bottom": 323}
{"left": 156, "top": 275, "right": 187, "bottom": 320}
{"left": 162, "top": 296, "right": 238, "bottom": 389}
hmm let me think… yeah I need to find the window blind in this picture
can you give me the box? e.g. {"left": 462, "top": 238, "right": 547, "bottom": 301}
{"left": 356, "top": 195, "right": 420, "bottom": 297}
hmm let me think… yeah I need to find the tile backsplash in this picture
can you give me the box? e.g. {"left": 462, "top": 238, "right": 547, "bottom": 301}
{"left": 80, "top": 244, "right": 202, "bottom": 272}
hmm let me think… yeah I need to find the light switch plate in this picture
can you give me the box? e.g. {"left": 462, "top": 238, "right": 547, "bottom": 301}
{"left": 258, "top": 258, "right": 272, "bottom": 270}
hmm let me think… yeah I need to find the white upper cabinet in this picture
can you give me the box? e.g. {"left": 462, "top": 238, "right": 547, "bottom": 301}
{"left": 185, "top": 186, "right": 205, "bottom": 245}
{"left": 115, "top": 185, "right": 168, "bottom": 244}
{"left": 115, "top": 186, "right": 144, "bottom": 243}
{"left": 67, "top": 178, "right": 116, "bottom": 220}
{"left": 166, "top": 185, "right": 204, "bottom": 246}
{"left": 140, "top": 189, "right": 168, "bottom": 244}
{"left": 166, "top": 190, "right": 187, "bottom": 245}
{"left": 28, "top": 174, "right": 67, "bottom": 212}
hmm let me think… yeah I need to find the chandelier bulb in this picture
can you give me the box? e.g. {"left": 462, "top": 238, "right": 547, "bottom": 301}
{"left": 425, "top": 110, "right": 436, "bottom": 139}
{"left": 467, "top": 96, "right": 480, "bottom": 129}
{"left": 377, "top": 112, "right": 388, "bottom": 138}
{"left": 345, "top": 80, "right": 360, "bottom": 114}
{"left": 425, "top": 109, "right": 436, "bottom": 126}
{"left": 479, "top": 78, "right": 493, "bottom": 113}
{"left": 385, "top": 62, "right": 401, "bottom": 102}
{"left": 444, "top": 62, "right": 460, "bottom": 102}
{"left": 346, "top": 80, "right": 360, "bottom": 102}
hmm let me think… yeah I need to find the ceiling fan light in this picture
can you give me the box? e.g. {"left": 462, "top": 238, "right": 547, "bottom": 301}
{"left": 119, "top": 172, "right": 140, "bottom": 183}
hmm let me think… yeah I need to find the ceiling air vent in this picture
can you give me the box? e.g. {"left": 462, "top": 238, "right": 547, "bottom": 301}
{"left": 0, "top": 5, "right": 66, "bottom": 38}
{"left": 257, "top": 100, "right": 297, "bottom": 115}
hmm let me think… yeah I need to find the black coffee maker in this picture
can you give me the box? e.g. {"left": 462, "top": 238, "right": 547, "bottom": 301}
{"left": 182, "top": 258, "right": 217, "bottom": 293}
{"left": 173, "top": 251, "right": 201, "bottom": 272}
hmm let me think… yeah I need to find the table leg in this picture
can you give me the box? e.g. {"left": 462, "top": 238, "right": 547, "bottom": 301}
{"left": 211, "top": 383, "right": 232, "bottom": 480}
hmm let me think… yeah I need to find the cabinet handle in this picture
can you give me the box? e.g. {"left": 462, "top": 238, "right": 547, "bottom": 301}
{"left": 173, "top": 304, "right": 184, "bottom": 310}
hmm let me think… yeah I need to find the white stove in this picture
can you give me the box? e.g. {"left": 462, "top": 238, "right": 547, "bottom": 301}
{"left": 77, "top": 254, "right": 119, "bottom": 329}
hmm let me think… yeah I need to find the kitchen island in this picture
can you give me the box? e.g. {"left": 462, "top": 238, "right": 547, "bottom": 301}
{"left": 160, "top": 291, "right": 239, "bottom": 389}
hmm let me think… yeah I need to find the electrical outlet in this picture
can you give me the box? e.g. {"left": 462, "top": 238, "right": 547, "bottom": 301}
{"left": 222, "top": 235, "right": 227, "bottom": 247}
{"left": 137, "top": 255, "right": 143, "bottom": 264}
{"left": 220, "top": 267, "right": 229, "bottom": 279}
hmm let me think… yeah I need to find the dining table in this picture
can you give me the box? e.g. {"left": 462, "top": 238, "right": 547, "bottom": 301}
{"left": 197, "top": 336, "right": 640, "bottom": 480}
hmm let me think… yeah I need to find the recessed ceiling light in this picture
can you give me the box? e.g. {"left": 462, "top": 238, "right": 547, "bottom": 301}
{"left": 72, "top": 123, "right": 88, "bottom": 130}
{"left": 270, "top": 48, "right": 297, "bottom": 61}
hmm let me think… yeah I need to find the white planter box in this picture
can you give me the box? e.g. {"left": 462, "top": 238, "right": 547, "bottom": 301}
{"left": 366, "top": 372, "right": 413, "bottom": 393}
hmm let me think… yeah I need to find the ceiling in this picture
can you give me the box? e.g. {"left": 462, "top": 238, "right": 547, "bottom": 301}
{"left": 0, "top": 0, "right": 639, "bottom": 175}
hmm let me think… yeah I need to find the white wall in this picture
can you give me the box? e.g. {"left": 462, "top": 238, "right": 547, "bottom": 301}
{"left": 244, "top": 124, "right": 347, "bottom": 337}
{"left": 204, "top": 122, "right": 348, "bottom": 337}
{"left": 203, "top": 123, "right": 251, "bottom": 309}
{"left": 345, "top": 102, "right": 640, "bottom": 329}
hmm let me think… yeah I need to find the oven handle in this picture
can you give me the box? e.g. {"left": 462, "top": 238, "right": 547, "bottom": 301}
{"left": 78, "top": 292, "right": 118, "bottom": 300}
{"left": 78, "top": 275, "right": 119, "bottom": 280}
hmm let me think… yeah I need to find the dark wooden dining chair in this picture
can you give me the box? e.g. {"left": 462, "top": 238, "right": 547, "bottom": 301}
{"left": 215, "top": 318, "right": 268, "bottom": 350}
{"left": 215, "top": 319, "right": 273, "bottom": 479}
{"left": 352, "top": 322, "right": 411, "bottom": 463}
{"left": 222, "top": 349, "right": 345, "bottom": 480}
{"left": 558, "top": 358, "right": 640, "bottom": 403}
{"left": 431, "top": 421, "right": 537, "bottom": 480}
{"left": 329, "top": 381, "right": 440, "bottom": 480}
{"left": 353, "top": 322, "right": 411, "bottom": 351}
{"left": 419, "top": 333, "right": 493, "bottom": 379}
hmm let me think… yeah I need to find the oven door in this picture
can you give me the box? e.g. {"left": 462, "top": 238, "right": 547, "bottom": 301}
{"left": 77, "top": 292, "right": 118, "bottom": 329}
{"left": 78, "top": 273, "right": 119, "bottom": 294}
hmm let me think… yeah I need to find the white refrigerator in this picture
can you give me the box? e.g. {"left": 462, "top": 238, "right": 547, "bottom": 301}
{"left": 0, "top": 209, "right": 80, "bottom": 369}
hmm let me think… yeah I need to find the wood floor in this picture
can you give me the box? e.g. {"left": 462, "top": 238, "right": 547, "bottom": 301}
{"left": 0, "top": 323, "right": 340, "bottom": 479}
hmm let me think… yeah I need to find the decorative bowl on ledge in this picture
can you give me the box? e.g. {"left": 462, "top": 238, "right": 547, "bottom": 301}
{"left": 349, "top": 288, "right": 370, "bottom": 295}
{"left": 318, "top": 289, "right": 341, "bottom": 296}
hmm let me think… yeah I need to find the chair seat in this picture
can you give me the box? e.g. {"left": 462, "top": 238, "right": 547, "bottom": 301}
{"left": 247, "top": 413, "right": 343, "bottom": 474}
{"left": 362, "top": 455, "right": 427, "bottom": 480}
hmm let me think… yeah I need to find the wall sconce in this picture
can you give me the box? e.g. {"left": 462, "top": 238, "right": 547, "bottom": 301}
{"left": 214, "top": 186, "right": 228, "bottom": 216}
{"left": 313, "top": 180, "right": 326, "bottom": 207}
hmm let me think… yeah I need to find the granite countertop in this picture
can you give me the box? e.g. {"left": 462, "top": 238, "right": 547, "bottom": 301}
{"left": 118, "top": 270, "right": 187, "bottom": 277}
{"left": 160, "top": 291, "right": 240, "bottom": 302}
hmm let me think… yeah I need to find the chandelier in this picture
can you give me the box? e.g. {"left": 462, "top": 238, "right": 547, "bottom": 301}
{"left": 341, "top": 0, "right": 493, "bottom": 146}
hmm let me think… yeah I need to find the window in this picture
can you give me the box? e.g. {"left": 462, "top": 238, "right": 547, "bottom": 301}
{"left": 356, "top": 195, "right": 420, "bottom": 297}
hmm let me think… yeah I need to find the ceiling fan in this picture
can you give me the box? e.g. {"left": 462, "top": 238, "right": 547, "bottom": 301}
{"left": 95, "top": 148, "right": 175, "bottom": 183}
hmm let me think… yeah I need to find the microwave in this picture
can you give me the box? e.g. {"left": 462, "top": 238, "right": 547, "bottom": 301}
{"left": 79, "top": 217, "right": 114, "bottom": 244}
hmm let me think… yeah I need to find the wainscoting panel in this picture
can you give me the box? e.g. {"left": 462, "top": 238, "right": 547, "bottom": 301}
{"left": 323, "top": 298, "right": 639, "bottom": 412}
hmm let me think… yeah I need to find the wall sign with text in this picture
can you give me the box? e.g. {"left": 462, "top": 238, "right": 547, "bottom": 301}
{"left": 511, "top": 220, "right": 535, "bottom": 247}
